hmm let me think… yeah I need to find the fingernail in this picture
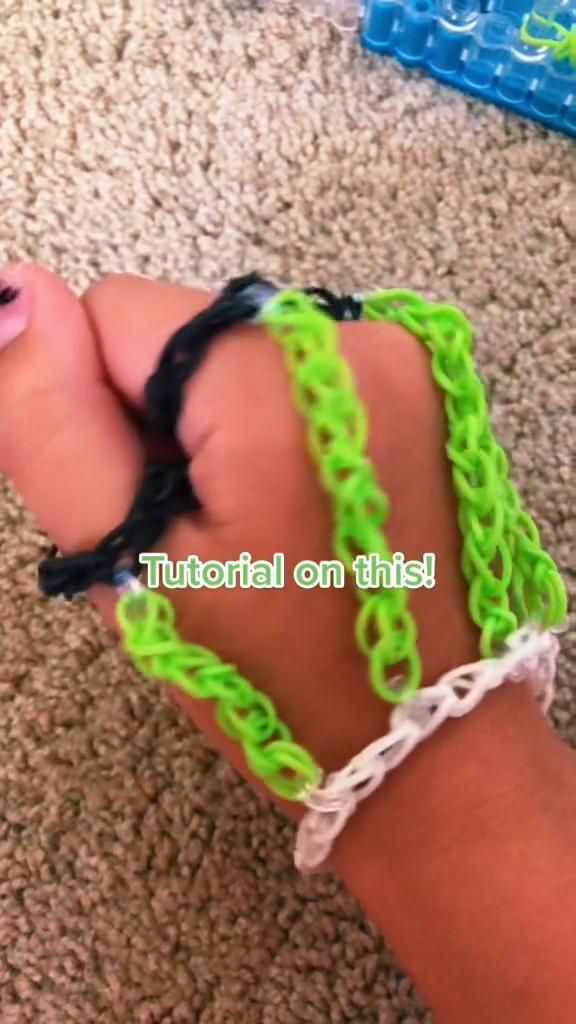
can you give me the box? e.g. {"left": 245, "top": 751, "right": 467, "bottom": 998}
{"left": 0, "top": 266, "right": 32, "bottom": 350}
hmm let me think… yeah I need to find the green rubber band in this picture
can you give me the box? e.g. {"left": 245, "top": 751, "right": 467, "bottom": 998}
{"left": 362, "top": 289, "right": 567, "bottom": 656}
{"left": 117, "top": 587, "right": 321, "bottom": 800}
{"left": 261, "top": 289, "right": 422, "bottom": 704}
{"left": 520, "top": 13, "right": 576, "bottom": 66}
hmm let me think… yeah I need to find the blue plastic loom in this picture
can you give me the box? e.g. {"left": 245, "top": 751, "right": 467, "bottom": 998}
{"left": 285, "top": 1, "right": 576, "bottom": 138}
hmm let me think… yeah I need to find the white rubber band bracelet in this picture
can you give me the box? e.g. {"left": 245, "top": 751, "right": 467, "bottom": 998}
{"left": 295, "top": 624, "right": 561, "bottom": 873}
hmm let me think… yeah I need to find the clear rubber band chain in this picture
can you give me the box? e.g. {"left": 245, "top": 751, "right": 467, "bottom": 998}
{"left": 115, "top": 285, "right": 566, "bottom": 818}
{"left": 295, "top": 623, "right": 560, "bottom": 872}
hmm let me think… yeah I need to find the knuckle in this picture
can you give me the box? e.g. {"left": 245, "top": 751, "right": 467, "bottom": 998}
{"left": 82, "top": 272, "right": 142, "bottom": 306}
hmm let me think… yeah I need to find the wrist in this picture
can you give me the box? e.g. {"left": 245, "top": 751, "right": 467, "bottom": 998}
{"left": 332, "top": 682, "right": 576, "bottom": 1023}
{"left": 332, "top": 681, "right": 541, "bottom": 871}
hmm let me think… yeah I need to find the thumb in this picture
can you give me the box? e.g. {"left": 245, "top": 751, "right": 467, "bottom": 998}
{"left": 0, "top": 263, "right": 144, "bottom": 575}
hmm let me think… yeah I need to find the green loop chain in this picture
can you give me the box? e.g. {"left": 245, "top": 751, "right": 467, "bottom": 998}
{"left": 117, "top": 287, "right": 566, "bottom": 799}
{"left": 520, "top": 13, "right": 576, "bottom": 67}
{"left": 362, "top": 290, "right": 567, "bottom": 656}
{"left": 117, "top": 587, "right": 322, "bottom": 800}
{"left": 261, "top": 290, "right": 421, "bottom": 704}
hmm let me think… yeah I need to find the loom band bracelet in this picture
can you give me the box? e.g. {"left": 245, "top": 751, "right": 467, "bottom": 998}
{"left": 256, "top": 296, "right": 399, "bottom": 544}
{"left": 259, "top": 291, "right": 424, "bottom": 703}
{"left": 114, "top": 577, "right": 322, "bottom": 802}
{"left": 295, "top": 622, "right": 562, "bottom": 873}
{"left": 360, "top": 291, "right": 567, "bottom": 631}
{"left": 350, "top": 291, "right": 566, "bottom": 649}
{"left": 288, "top": 288, "right": 565, "bottom": 647}
{"left": 362, "top": 296, "right": 524, "bottom": 647}
{"left": 463, "top": 518, "right": 566, "bottom": 651}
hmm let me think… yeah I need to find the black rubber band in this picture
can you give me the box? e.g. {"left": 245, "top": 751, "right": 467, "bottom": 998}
{"left": 39, "top": 460, "right": 197, "bottom": 597}
{"left": 38, "top": 274, "right": 362, "bottom": 598}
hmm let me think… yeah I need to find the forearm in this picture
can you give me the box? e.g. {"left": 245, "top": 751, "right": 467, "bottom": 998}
{"left": 333, "top": 682, "right": 576, "bottom": 1024}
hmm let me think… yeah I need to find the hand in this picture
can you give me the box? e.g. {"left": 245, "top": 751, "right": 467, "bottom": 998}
{"left": 0, "top": 263, "right": 479, "bottom": 816}
{"left": 3, "top": 265, "right": 576, "bottom": 1024}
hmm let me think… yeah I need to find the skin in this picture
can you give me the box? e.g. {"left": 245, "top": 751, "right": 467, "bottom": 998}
{"left": 0, "top": 263, "right": 575, "bottom": 1024}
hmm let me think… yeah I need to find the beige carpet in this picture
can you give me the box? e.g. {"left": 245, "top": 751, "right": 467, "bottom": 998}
{"left": 0, "top": 1, "right": 574, "bottom": 1021}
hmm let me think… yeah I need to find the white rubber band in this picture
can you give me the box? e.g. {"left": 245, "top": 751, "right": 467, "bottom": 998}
{"left": 113, "top": 570, "right": 145, "bottom": 596}
{"left": 295, "top": 625, "right": 560, "bottom": 873}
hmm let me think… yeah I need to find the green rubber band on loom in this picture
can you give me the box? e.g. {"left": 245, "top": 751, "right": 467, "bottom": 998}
{"left": 520, "top": 13, "right": 576, "bottom": 66}
{"left": 362, "top": 290, "right": 567, "bottom": 657}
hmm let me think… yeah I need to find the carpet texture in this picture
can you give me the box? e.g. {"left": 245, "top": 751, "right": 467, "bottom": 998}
{"left": 0, "top": 2, "right": 574, "bottom": 1021}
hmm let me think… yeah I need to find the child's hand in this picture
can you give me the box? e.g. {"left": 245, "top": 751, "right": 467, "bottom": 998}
{"left": 4, "top": 266, "right": 576, "bottom": 1024}
{"left": 0, "top": 263, "right": 478, "bottom": 813}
